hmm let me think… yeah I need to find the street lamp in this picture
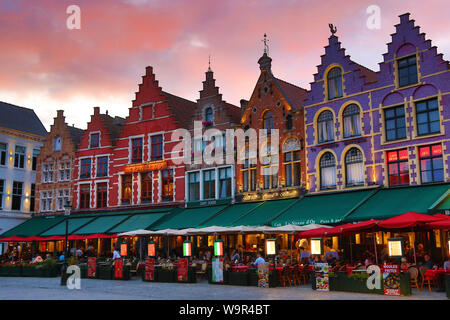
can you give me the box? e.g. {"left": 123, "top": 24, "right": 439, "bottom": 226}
{"left": 60, "top": 200, "right": 72, "bottom": 286}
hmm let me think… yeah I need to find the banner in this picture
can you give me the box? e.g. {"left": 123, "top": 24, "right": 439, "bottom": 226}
{"left": 314, "top": 263, "right": 329, "bottom": 291}
{"left": 257, "top": 263, "right": 269, "bottom": 288}
{"left": 382, "top": 264, "right": 400, "bottom": 296}
{"left": 114, "top": 258, "right": 123, "bottom": 279}
{"left": 87, "top": 257, "right": 96, "bottom": 278}
{"left": 177, "top": 258, "right": 188, "bottom": 282}
{"left": 212, "top": 257, "right": 223, "bottom": 283}
{"left": 145, "top": 258, "right": 155, "bottom": 281}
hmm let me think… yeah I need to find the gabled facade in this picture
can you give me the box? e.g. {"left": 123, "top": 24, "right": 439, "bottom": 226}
{"left": 72, "top": 107, "right": 124, "bottom": 211}
{"left": 109, "top": 66, "right": 195, "bottom": 208}
{"left": 36, "top": 110, "right": 83, "bottom": 215}
{"left": 185, "top": 67, "right": 241, "bottom": 205}
{"left": 236, "top": 50, "right": 308, "bottom": 202}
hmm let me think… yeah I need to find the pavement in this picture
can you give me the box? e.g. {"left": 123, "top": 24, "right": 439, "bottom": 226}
{"left": 0, "top": 277, "right": 446, "bottom": 300}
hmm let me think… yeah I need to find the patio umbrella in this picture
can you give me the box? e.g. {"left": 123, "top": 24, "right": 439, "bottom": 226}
{"left": 425, "top": 219, "right": 450, "bottom": 229}
{"left": 378, "top": 212, "right": 441, "bottom": 229}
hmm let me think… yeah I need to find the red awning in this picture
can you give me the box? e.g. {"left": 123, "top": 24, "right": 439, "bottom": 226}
{"left": 339, "top": 220, "right": 380, "bottom": 234}
{"left": 296, "top": 220, "right": 380, "bottom": 238}
{"left": 378, "top": 212, "right": 441, "bottom": 229}
{"left": 296, "top": 227, "right": 340, "bottom": 239}
{"left": 426, "top": 219, "right": 450, "bottom": 229}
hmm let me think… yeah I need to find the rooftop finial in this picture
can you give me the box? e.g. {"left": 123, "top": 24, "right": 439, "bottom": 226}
{"left": 329, "top": 23, "right": 337, "bottom": 35}
{"left": 262, "top": 33, "right": 269, "bottom": 55}
{"left": 208, "top": 54, "right": 212, "bottom": 72}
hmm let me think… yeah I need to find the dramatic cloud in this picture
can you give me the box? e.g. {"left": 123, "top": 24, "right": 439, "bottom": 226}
{"left": 0, "top": 0, "right": 448, "bottom": 129}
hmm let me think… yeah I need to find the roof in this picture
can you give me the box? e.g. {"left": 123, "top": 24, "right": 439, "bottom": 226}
{"left": 351, "top": 61, "right": 377, "bottom": 83}
{"left": 224, "top": 102, "right": 242, "bottom": 124}
{"left": 101, "top": 114, "right": 125, "bottom": 145}
{"left": 67, "top": 125, "right": 85, "bottom": 148}
{"left": 0, "top": 101, "right": 47, "bottom": 137}
{"left": 162, "top": 91, "right": 196, "bottom": 128}
{"left": 274, "top": 78, "right": 308, "bottom": 110}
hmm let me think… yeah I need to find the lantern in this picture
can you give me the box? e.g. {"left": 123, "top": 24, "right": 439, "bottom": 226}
{"left": 120, "top": 242, "right": 128, "bottom": 257}
{"left": 311, "top": 238, "right": 323, "bottom": 255}
{"left": 387, "top": 238, "right": 403, "bottom": 258}
{"left": 265, "top": 239, "right": 276, "bottom": 256}
{"left": 214, "top": 239, "right": 223, "bottom": 257}
{"left": 147, "top": 241, "right": 156, "bottom": 258}
{"left": 183, "top": 240, "right": 192, "bottom": 257}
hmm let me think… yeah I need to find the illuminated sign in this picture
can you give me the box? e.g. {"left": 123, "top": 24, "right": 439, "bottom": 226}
{"left": 120, "top": 243, "right": 128, "bottom": 256}
{"left": 147, "top": 241, "right": 156, "bottom": 257}
{"left": 124, "top": 160, "right": 167, "bottom": 173}
{"left": 387, "top": 238, "right": 403, "bottom": 257}
{"left": 214, "top": 240, "right": 223, "bottom": 257}
{"left": 266, "top": 239, "right": 276, "bottom": 256}
{"left": 183, "top": 241, "right": 192, "bottom": 257}
{"left": 311, "top": 238, "right": 323, "bottom": 255}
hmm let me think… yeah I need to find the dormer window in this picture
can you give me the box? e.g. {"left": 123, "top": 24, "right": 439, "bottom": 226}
{"left": 398, "top": 55, "right": 418, "bottom": 87}
{"left": 327, "top": 67, "right": 343, "bottom": 100}
{"left": 54, "top": 136, "right": 62, "bottom": 152}
{"left": 205, "top": 107, "right": 213, "bottom": 122}
{"left": 263, "top": 110, "right": 274, "bottom": 133}
{"left": 90, "top": 133, "right": 100, "bottom": 148}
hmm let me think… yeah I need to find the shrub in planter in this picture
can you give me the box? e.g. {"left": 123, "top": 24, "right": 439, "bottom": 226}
{"left": 248, "top": 269, "right": 259, "bottom": 286}
{"left": 445, "top": 274, "right": 450, "bottom": 299}
{"left": 22, "top": 265, "right": 36, "bottom": 277}
{"left": 228, "top": 271, "right": 249, "bottom": 286}
{"left": 158, "top": 268, "right": 176, "bottom": 282}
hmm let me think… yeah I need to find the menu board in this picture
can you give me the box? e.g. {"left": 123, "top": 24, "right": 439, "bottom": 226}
{"left": 382, "top": 265, "right": 400, "bottom": 296}
{"left": 120, "top": 243, "right": 127, "bottom": 256}
{"left": 177, "top": 258, "right": 188, "bottom": 282}
{"left": 87, "top": 257, "right": 96, "bottom": 278}
{"left": 144, "top": 258, "right": 155, "bottom": 281}
{"left": 114, "top": 258, "right": 123, "bottom": 279}
{"left": 314, "top": 263, "right": 329, "bottom": 291}
{"left": 212, "top": 257, "right": 223, "bottom": 283}
{"left": 147, "top": 243, "right": 156, "bottom": 257}
{"left": 257, "top": 263, "right": 270, "bottom": 288}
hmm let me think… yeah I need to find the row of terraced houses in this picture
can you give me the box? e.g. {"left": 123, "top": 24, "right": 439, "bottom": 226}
{"left": 1, "top": 14, "right": 450, "bottom": 241}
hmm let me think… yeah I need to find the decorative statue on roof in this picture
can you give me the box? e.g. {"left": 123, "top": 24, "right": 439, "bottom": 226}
{"left": 329, "top": 23, "right": 337, "bottom": 35}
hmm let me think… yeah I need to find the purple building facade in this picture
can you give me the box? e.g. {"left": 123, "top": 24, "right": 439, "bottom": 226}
{"left": 305, "top": 13, "right": 450, "bottom": 193}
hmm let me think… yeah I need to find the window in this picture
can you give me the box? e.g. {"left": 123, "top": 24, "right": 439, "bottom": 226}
{"left": 80, "top": 159, "right": 91, "bottom": 179}
{"left": 57, "top": 189, "right": 70, "bottom": 211}
{"left": 42, "top": 163, "right": 55, "bottom": 183}
{"left": 219, "top": 167, "right": 232, "bottom": 198}
{"left": 398, "top": 55, "right": 418, "bottom": 87}
{"left": 151, "top": 135, "right": 163, "bottom": 161}
{"left": 327, "top": 67, "right": 343, "bottom": 100}
{"left": 121, "top": 174, "right": 132, "bottom": 205}
{"left": 345, "top": 148, "right": 364, "bottom": 187}
{"left": 131, "top": 138, "right": 143, "bottom": 163}
{"left": 41, "top": 190, "right": 53, "bottom": 212}
{"left": 286, "top": 115, "right": 293, "bottom": 130}
{"left": 387, "top": 149, "right": 409, "bottom": 186}
{"left": 317, "top": 110, "right": 334, "bottom": 143}
{"left": 205, "top": 107, "right": 213, "bottom": 122}
{"left": 284, "top": 150, "right": 301, "bottom": 187}
{"left": 242, "top": 148, "right": 257, "bottom": 192}
{"left": 0, "top": 143, "right": 6, "bottom": 166}
{"left": 97, "top": 157, "right": 108, "bottom": 177}
{"left": 30, "top": 183, "right": 36, "bottom": 212}
{"left": 262, "top": 165, "right": 278, "bottom": 190}
{"left": 14, "top": 146, "right": 25, "bottom": 168}
{"left": 0, "top": 179, "right": 4, "bottom": 209}
{"left": 161, "top": 169, "right": 174, "bottom": 202}
{"left": 141, "top": 172, "right": 152, "bottom": 203}
{"left": 79, "top": 184, "right": 90, "bottom": 209}
{"left": 32, "top": 149, "right": 39, "bottom": 171}
{"left": 343, "top": 104, "right": 361, "bottom": 138}
{"left": 58, "top": 161, "right": 71, "bottom": 181}
{"left": 203, "top": 170, "right": 215, "bottom": 200}
{"left": 90, "top": 133, "right": 100, "bottom": 148}
{"left": 96, "top": 183, "right": 107, "bottom": 208}
{"left": 384, "top": 106, "right": 406, "bottom": 141}
{"left": 263, "top": 111, "right": 274, "bottom": 133}
{"left": 416, "top": 98, "right": 440, "bottom": 136}
{"left": 12, "top": 181, "right": 23, "bottom": 211}
{"left": 188, "top": 172, "right": 200, "bottom": 201}
{"left": 320, "top": 152, "right": 336, "bottom": 190}
{"left": 54, "top": 136, "right": 62, "bottom": 152}
{"left": 419, "top": 144, "right": 444, "bottom": 184}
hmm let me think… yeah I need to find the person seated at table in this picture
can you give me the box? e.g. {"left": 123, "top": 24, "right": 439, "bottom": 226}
{"left": 253, "top": 253, "right": 266, "bottom": 267}
{"left": 400, "top": 257, "right": 411, "bottom": 270}
{"left": 31, "top": 254, "right": 43, "bottom": 264}
{"left": 443, "top": 259, "right": 450, "bottom": 271}
{"left": 420, "top": 254, "right": 434, "bottom": 270}
{"left": 326, "top": 252, "right": 336, "bottom": 265}
{"left": 364, "top": 254, "right": 374, "bottom": 268}
{"left": 313, "top": 255, "right": 323, "bottom": 265}
{"left": 231, "top": 249, "right": 239, "bottom": 263}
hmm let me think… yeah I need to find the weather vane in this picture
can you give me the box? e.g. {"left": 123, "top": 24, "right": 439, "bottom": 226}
{"left": 262, "top": 33, "right": 269, "bottom": 55}
{"left": 208, "top": 54, "right": 211, "bottom": 71}
{"left": 329, "top": 23, "right": 337, "bottom": 35}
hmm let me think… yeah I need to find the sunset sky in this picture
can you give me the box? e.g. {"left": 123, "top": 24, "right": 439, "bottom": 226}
{"left": 0, "top": 0, "right": 448, "bottom": 130}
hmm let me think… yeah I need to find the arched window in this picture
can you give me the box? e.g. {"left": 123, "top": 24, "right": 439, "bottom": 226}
{"left": 317, "top": 110, "right": 334, "bottom": 143}
{"left": 205, "top": 107, "right": 213, "bottom": 122}
{"left": 345, "top": 148, "right": 364, "bottom": 187}
{"left": 343, "top": 104, "right": 361, "bottom": 138}
{"left": 320, "top": 152, "right": 336, "bottom": 190}
{"left": 327, "top": 67, "right": 343, "bottom": 100}
{"left": 263, "top": 110, "right": 274, "bottom": 133}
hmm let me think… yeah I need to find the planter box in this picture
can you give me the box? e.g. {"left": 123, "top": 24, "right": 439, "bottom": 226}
{"left": 0, "top": 266, "right": 22, "bottom": 277}
{"left": 157, "top": 269, "right": 176, "bottom": 283}
{"left": 21, "top": 266, "right": 35, "bottom": 277}
{"left": 228, "top": 271, "right": 249, "bottom": 286}
{"left": 97, "top": 265, "right": 113, "bottom": 280}
{"left": 446, "top": 274, "right": 450, "bottom": 299}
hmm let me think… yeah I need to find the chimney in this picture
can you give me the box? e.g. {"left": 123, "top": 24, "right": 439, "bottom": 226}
{"left": 94, "top": 106, "right": 100, "bottom": 115}
{"left": 57, "top": 110, "right": 64, "bottom": 118}
{"left": 240, "top": 99, "right": 248, "bottom": 109}
{"left": 106, "top": 110, "right": 109, "bottom": 115}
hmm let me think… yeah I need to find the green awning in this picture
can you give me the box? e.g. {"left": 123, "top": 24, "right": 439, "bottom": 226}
{"left": 232, "top": 199, "right": 298, "bottom": 226}
{"left": 108, "top": 213, "right": 169, "bottom": 233}
{"left": 40, "top": 217, "right": 95, "bottom": 236}
{"left": 200, "top": 202, "right": 264, "bottom": 227}
{"left": 73, "top": 215, "right": 130, "bottom": 235}
{"left": 154, "top": 205, "right": 227, "bottom": 230}
{"left": 345, "top": 184, "right": 450, "bottom": 222}
{"left": 0, "top": 215, "right": 65, "bottom": 237}
{"left": 271, "top": 189, "right": 375, "bottom": 227}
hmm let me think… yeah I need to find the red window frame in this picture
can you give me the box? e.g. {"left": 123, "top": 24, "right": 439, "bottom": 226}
{"left": 131, "top": 138, "right": 143, "bottom": 163}
{"left": 141, "top": 172, "right": 152, "bottom": 203}
{"left": 90, "top": 133, "right": 100, "bottom": 148}
{"left": 387, "top": 149, "right": 409, "bottom": 186}
{"left": 161, "top": 169, "right": 174, "bottom": 202}
{"left": 151, "top": 135, "right": 163, "bottom": 161}
{"left": 97, "top": 157, "right": 108, "bottom": 177}
{"left": 80, "top": 159, "right": 91, "bottom": 179}
{"left": 122, "top": 174, "right": 132, "bottom": 204}
{"left": 96, "top": 183, "right": 107, "bottom": 208}
{"left": 79, "top": 185, "right": 90, "bottom": 209}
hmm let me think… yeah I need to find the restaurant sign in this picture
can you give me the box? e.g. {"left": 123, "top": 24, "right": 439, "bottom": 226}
{"left": 88, "top": 257, "right": 96, "bottom": 278}
{"left": 212, "top": 257, "right": 223, "bottom": 283}
{"left": 124, "top": 160, "right": 167, "bottom": 173}
{"left": 144, "top": 258, "right": 155, "bottom": 281}
{"left": 382, "top": 265, "right": 400, "bottom": 296}
{"left": 314, "top": 263, "right": 329, "bottom": 291}
{"left": 177, "top": 258, "right": 188, "bottom": 282}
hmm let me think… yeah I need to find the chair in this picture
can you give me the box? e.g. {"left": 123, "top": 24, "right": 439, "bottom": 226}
{"left": 291, "top": 265, "right": 301, "bottom": 286}
{"left": 299, "top": 265, "right": 310, "bottom": 284}
{"left": 196, "top": 262, "right": 208, "bottom": 280}
{"left": 279, "top": 266, "right": 292, "bottom": 287}
{"left": 420, "top": 267, "right": 438, "bottom": 292}
{"left": 408, "top": 266, "right": 420, "bottom": 293}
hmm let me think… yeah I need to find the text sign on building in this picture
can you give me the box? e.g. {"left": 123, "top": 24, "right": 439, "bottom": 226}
{"left": 124, "top": 160, "right": 167, "bottom": 173}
